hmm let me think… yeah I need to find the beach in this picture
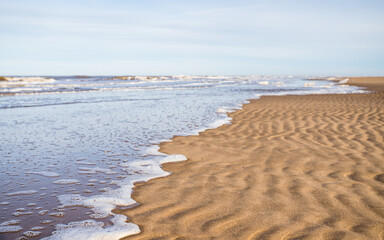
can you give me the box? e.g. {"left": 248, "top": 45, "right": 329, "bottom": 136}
{"left": 0, "top": 76, "right": 379, "bottom": 239}
{"left": 121, "top": 78, "right": 384, "bottom": 239}
{"left": 4, "top": 76, "right": 356, "bottom": 239}
{"left": 1, "top": 0, "right": 383, "bottom": 238}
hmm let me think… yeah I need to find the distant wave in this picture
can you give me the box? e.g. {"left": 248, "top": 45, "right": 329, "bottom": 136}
{"left": 0, "top": 76, "right": 55, "bottom": 85}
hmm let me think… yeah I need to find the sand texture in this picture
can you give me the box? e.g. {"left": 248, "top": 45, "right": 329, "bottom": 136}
{"left": 347, "top": 77, "right": 384, "bottom": 91}
{"left": 121, "top": 92, "right": 384, "bottom": 240}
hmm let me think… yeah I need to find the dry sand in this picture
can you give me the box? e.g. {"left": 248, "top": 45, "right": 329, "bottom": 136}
{"left": 347, "top": 77, "right": 384, "bottom": 91}
{"left": 120, "top": 78, "right": 384, "bottom": 240}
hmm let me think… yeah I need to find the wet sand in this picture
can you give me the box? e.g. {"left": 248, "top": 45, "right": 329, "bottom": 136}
{"left": 120, "top": 78, "right": 384, "bottom": 240}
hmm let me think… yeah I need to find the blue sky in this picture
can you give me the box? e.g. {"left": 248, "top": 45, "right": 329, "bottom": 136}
{"left": 0, "top": 0, "right": 383, "bottom": 76}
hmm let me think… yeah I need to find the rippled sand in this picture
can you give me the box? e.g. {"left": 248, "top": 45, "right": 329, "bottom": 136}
{"left": 121, "top": 92, "right": 384, "bottom": 239}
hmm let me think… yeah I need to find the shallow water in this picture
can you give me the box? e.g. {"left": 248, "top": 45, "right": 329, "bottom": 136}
{"left": 0, "top": 75, "right": 363, "bottom": 239}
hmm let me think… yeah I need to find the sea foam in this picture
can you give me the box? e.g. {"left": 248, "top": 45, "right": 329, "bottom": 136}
{"left": 53, "top": 179, "right": 80, "bottom": 185}
{"left": 6, "top": 190, "right": 38, "bottom": 196}
{"left": 26, "top": 171, "right": 61, "bottom": 177}
{"left": 43, "top": 217, "right": 139, "bottom": 240}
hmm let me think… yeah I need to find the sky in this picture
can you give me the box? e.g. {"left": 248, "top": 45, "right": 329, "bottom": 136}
{"left": 0, "top": 0, "right": 383, "bottom": 76}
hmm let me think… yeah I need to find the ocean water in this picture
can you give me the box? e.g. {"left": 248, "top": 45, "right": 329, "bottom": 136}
{"left": 0, "top": 75, "right": 363, "bottom": 239}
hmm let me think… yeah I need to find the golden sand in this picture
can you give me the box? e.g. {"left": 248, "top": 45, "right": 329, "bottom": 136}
{"left": 347, "top": 77, "right": 384, "bottom": 91}
{"left": 120, "top": 78, "right": 384, "bottom": 240}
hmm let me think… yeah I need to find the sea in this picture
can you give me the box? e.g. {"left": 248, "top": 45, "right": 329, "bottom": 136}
{"left": 0, "top": 75, "right": 364, "bottom": 239}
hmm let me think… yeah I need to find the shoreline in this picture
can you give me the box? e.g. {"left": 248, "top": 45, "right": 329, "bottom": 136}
{"left": 120, "top": 77, "right": 384, "bottom": 239}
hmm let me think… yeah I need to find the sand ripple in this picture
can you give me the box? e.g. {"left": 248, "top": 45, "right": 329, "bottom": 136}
{"left": 121, "top": 93, "right": 384, "bottom": 240}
